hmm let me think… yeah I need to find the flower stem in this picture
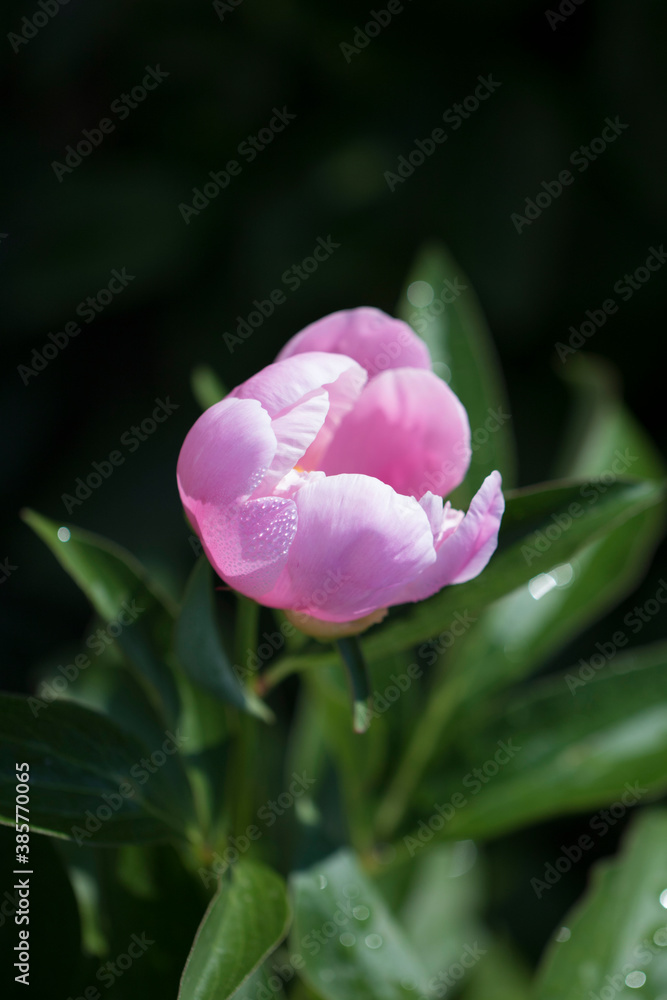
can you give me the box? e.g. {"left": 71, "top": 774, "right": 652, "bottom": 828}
{"left": 335, "top": 637, "right": 372, "bottom": 734}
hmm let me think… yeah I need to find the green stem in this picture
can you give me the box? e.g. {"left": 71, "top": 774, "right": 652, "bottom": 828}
{"left": 335, "top": 637, "right": 372, "bottom": 733}
{"left": 256, "top": 652, "right": 334, "bottom": 695}
{"left": 228, "top": 596, "right": 261, "bottom": 836}
{"left": 374, "top": 674, "right": 463, "bottom": 841}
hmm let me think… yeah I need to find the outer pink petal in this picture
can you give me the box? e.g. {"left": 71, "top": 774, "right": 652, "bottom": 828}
{"left": 319, "top": 368, "right": 471, "bottom": 499}
{"left": 230, "top": 352, "right": 365, "bottom": 418}
{"left": 258, "top": 473, "right": 436, "bottom": 621}
{"left": 396, "top": 471, "right": 505, "bottom": 604}
{"left": 177, "top": 397, "right": 297, "bottom": 592}
{"left": 177, "top": 397, "right": 276, "bottom": 513}
{"left": 276, "top": 307, "right": 432, "bottom": 378}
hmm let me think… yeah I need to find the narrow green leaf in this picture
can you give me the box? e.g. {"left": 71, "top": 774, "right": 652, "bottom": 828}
{"left": 176, "top": 556, "right": 273, "bottom": 721}
{"left": 191, "top": 364, "right": 228, "bottom": 411}
{"left": 22, "top": 509, "right": 180, "bottom": 723}
{"left": 178, "top": 861, "right": 290, "bottom": 1000}
{"left": 421, "top": 642, "right": 667, "bottom": 842}
{"left": 534, "top": 810, "right": 667, "bottom": 1000}
{"left": 290, "top": 849, "right": 431, "bottom": 1000}
{"left": 397, "top": 241, "right": 516, "bottom": 499}
{"left": 434, "top": 357, "right": 666, "bottom": 728}
{"left": 0, "top": 694, "right": 195, "bottom": 845}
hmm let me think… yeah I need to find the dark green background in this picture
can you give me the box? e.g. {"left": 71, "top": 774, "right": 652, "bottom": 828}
{"left": 1, "top": 0, "right": 666, "bottom": 995}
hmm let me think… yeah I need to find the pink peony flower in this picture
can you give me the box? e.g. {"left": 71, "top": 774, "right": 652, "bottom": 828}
{"left": 177, "top": 307, "right": 504, "bottom": 632}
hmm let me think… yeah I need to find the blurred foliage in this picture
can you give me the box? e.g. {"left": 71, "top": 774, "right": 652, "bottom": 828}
{"left": 1, "top": 1, "right": 667, "bottom": 997}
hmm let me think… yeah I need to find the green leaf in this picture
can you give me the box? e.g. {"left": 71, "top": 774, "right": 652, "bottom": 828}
{"left": 363, "top": 478, "right": 665, "bottom": 663}
{"left": 22, "top": 509, "right": 180, "bottom": 723}
{"left": 435, "top": 356, "right": 666, "bottom": 728}
{"left": 178, "top": 861, "right": 290, "bottom": 1000}
{"left": 422, "top": 641, "right": 667, "bottom": 842}
{"left": 534, "top": 810, "right": 667, "bottom": 1000}
{"left": 397, "top": 241, "right": 516, "bottom": 500}
{"left": 290, "top": 849, "right": 431, "bottom": 1000}
{"left": 399, "top": 842, "right": 485, "bottom": 978}
{"left": 191, "top": 364, "right": 228, "bottom": 411}
{"left": 176, "top": 557, "right": 273, "bottom": 722}
{"left": 0, "top": 694, "right": 195, "bottom": 845}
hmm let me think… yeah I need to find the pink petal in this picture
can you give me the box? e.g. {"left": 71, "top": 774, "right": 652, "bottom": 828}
{"left": 177, "top": 397, "right": 276, "bottom": 514}
{"left": 199, "top": 496, "right": 298, "bottom": 598}
{"left": 319, "top": 368, "right": 471, "bottom": 499}
{"left": 276, "top": 307, "right": 432, "bottom": 378}
{"left": 396, "top": 471, "right": 505, "bottom": 603}
{"left": 257, "top": 473, "right": 436, "bottom": 621}
{"left": 231, "top": 351, "right": 365, "bottom": 418}
{"left": 177, "top": 398, "right": 297, "bottom": 591}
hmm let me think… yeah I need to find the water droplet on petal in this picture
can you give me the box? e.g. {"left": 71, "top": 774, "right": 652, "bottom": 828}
{"left": 365, "top": 934, "right": 383, "bottom": 949}
{"left": 660, "top": 889, "right": 667, "bottom": 908}
{"left": 625, "top": 970, "right": 646, "bottom": 988}
{"left": 339, "top": 932, "right": 356, "bottom": 947}
{"left": 317, "top": 875, "right": 328, "bottom": 889}
{"left": 57, "top": 527, "right": 70, "bottom": 542}
{"left": 555, "top": 926, "right": 571, "bottom": 943}
{"left": 352, "top": 905, "right": 370, "bottom": 921}
{"left": 654, "top": 927, "right": 667, "bottom": 947}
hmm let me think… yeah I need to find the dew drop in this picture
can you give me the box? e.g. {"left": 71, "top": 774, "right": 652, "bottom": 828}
{"left": 57, "top": 527, "right": 71, "bottom": 542}
{"left": 625, "top": 970, "right": 646, "bottom": 988}
{"left": 654, "top": 927, "right": 667, "bottom": 947}
{"left": 339, "top": 932, "right": 356, "bottom": 947}
{"left": 342, "top": 882, "right": 360, "bottom": 899}
{"left": 317, "top": 875, "right": 328, "bottom": 889}
{"left": 407, "top": 280, "right": 434, "bottom": 308}
{"left": 400, "top": 978, "right": 416, "bottom": 991}
{"left": 660, "top": 889, "right": 667, "bottom": 908}
{"left": 555, "top": 926, "right": 571, "bottom": 943}
{"left": 352, "top": 905, "right": 370, "bottom": 921}
{"left": 365, "top": 933, "right": 383, "bottom": 949}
